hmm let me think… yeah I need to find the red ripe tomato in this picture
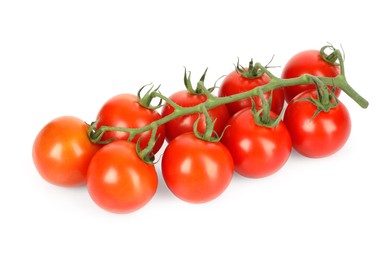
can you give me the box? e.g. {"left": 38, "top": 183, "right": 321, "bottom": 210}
{"left": 221, "top": 108, "right": 292, "bottom": 178}
{"left": 32, "top": 116, "right": 101, "bottom": 186}
{"left": 87, "top": 140, "right": 158, "bottom": 213}
{"left": 162, "top": 133, "right": 234, "bottom": 203}
{"left": 283, "top": 90, "right": 351, "bottom": 158}
{"left": 161, "top": 90, "right": 229, "bottom": 143}
{"left": 218, "top": 69, "right": 285, "bottom": 116}
{"left": 282, "top": 50, "right": 341, "bottom": 102}
{"left": 96, "top": 94, "right": 165, "bottom": 154}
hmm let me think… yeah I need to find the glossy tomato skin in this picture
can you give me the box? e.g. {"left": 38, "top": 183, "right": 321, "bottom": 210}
{"left": 161, "top": 90, "right": 229, "bottom": 143}
{"left": 218, "top": 71, "right": 285, "bottom": 116}
{"left": 162, "top": 133, "right": 234, "bottom": 203}
{"left": 87, "top": 140, "right": 157, "bottom": 213}
{"left": 32, "top": 116, "right": 101, "bottom": 186}
{"left": 96, "top": 94, "right": 165, "bottom": 154}
{"left": 282, "top": 50, "right": 341, "bottom": 102}
{"left": 283, "top": 91, "right": 351, "bottom": 158}
{"left": 221, "top": 108, "right": 292, "bottom": 178}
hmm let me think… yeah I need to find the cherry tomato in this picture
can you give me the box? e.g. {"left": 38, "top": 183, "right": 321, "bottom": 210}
{"left": 162, "top": 133, "right": 234, "bottom": 203}
{"left": 218, "top": 69, "right": 285, "bottom": 116}
{"left": 283, "top": 90, "right": 351, "bottom": 158}
{"left": 161, "top": 90, "right": 229, "bottom": 143}
{"left": 32, "top": 116, "right": 101, "bottom": 186}
{"left": 87, "top": 140, "right": 158, "bottom": 213}
{"left": 221, "top": 108, "right": 292, "bottom": 178}
{"left": 282, "top": 50, "right": 341, "bottom": 102}
{"left": 96, "top": 94, "right": 165, "bottom": 154}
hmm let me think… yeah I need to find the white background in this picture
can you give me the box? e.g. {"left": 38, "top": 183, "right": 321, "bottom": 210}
{"left": 1, "top": 0, "right": 389, "bottom": 259}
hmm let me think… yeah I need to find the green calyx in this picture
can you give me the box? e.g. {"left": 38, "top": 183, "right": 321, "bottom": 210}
{"left": 251, "top": 89, "right": 282, "bottom": 128}
{"left": 184, "top": 67, "right": 216, "bottom": 95}
{"left": 88, "top": 120, "right": 113, "bottom": 145}
{"left": 295, "top": 76, "right": 339, "bottom": 119}
{"left": 235, "top": 58, "right": 266, "bottom": 79}
{"left": 135, "top": 126, "right": 159, "bottom": 164}
{"left": 192, "top": 105, "right": 226, "bottom": 143}
{"left": 320, "top": 44, "right": 343, "bottom": 66}
{"left": 137, "top": 83, "right": 163, "bottom": 110}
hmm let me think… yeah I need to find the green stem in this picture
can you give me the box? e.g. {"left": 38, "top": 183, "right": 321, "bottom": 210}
{"left": 269, "top": 75, "right": 368, "bottom": 108}
{"left": 90, "top": 53, "right": 369, "bottom": 144}
{"left": 137, "top": 126, "right": 158, "bottom": 161}
{"left": 199, "top": 105, "right": 214, "bottom": 140}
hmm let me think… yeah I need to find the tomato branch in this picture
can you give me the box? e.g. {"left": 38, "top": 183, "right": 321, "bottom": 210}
{"left": 89, "top": 47, "right": 368, "bottom": 144}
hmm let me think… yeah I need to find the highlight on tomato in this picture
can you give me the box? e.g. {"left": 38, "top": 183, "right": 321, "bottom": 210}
{"left": 281, "top": 49, "right": 341, "bottom": 103}
{"left": 32, "top": 116, "right": 101, "bottom": 187}
{"left": 161, "top": 132, "right": 234, "bottom": 203}
{"left": 161, "top": 68, "right": 229, "bottom": 143}
{"left": 86, "top": 140, "right": 158, "bottom": 213}
{"left": 283, "top": 89, "right": 351, "bottom": 158}
{"left": 218, "top": 59, "right": 285, "bottom": 116}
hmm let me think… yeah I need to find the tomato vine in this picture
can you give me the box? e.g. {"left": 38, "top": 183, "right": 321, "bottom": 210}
{"left": 88, "top": 45, "right": 368, "bottom": 154}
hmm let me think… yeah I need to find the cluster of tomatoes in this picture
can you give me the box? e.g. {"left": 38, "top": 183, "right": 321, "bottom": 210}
{"left": 32, "top": 49, "right": 352, "bottom": 214}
